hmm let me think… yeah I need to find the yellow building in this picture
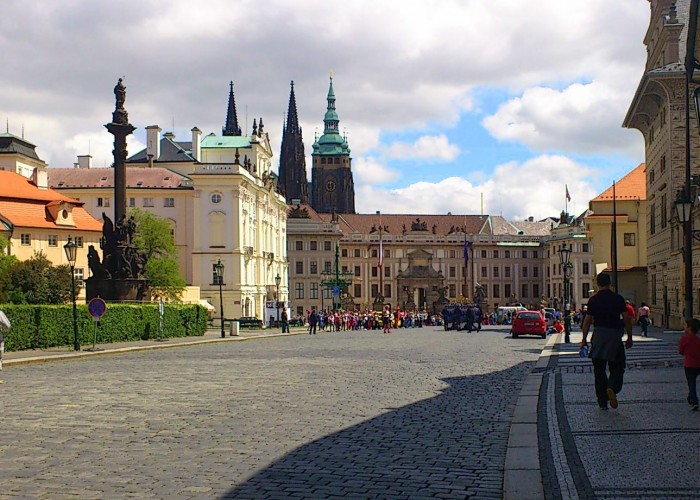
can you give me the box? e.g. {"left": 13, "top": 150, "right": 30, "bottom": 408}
{"left": 585, "top": 163, "right": 647, "bottom": 307}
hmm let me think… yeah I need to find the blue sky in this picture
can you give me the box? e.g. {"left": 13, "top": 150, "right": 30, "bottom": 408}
{"left": 0, "top": 0, "right": 650, "bottom": 220}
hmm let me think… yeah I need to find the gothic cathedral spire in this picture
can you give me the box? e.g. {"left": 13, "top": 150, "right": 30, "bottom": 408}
{"left": 311, "top": 75, "right": 355, "bottom": 214}
{"left": 222, "top": 81, "right": 242, "bottom": 136}
{"left": 279, "top": 81, "right": 309, "bottom": 203}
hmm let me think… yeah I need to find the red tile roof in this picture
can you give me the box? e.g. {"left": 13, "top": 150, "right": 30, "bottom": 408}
{"left": 48, "top": 166, "right": 190, "bottom": 189}
{"left": 0, "top": 171, "right": 101, "bottom": 231}
{"left": 592, "top": 163, "right": 646, "bottom": 201}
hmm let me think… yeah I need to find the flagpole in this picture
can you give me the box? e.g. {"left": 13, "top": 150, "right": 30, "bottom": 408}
{"left": 612, "top": 181, "right": 618, "bottom": 291}
{"left": 377, "top": 210, "right": 383, "bottom": 306}
{"left": 463, "top": 215, "right": 468, "bottom": 300}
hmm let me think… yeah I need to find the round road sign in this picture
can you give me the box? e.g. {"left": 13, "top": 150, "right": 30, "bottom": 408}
{"left": 88, "top": 297, "right": 107, "bottom": 319}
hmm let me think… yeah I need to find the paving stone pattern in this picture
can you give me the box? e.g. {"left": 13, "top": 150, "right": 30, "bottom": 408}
{"left": 0, "top": 326, "right": 544, "bottom": 499}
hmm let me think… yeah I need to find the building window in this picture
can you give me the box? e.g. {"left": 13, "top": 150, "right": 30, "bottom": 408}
{"left": 449, "top": 249, "right": 456, "bottom": 258}
{"left": 75, "top": 268, "right": 85, "bottom": 284}
{"left": 164, "top": 197, "right": 175, "bottom": 207}
{"left": 505, "top": 266, "right": 511, "bottom": 278}
{"left": 505, "top": 250, "right": 510, "bottom": 258}
{"left": 354, "top": 266, "right": 361, "bottom": 277}
{"left": 582, "top": 244, "right": 589, "bottom": 253}
{"left": 650, "top": 203, "right": 656, "bottom": 234}
{"left": 522, "top": 266, "right": 528, "bottom": 278}
{"left": 21, "top": 233, "right": 31, "bottom": 246}
{"left": 324, "top": 261, "right": 331, "bottom": 272}
{"left": 449, "top": 266, "right": 456, "bottom": 278}
{"left": 504, "top": 284, "right": 511, "bottom": 298}
{"left": 354, "top": 249, "right": 361, "bottom": 257}
{"left": 295, "top": 261, "right": 303, "bottom": 274}
{"left": 651, "top": 274, "right": 657, "bottom": 305}
{"left": 371, "top": 249, "right": 378, "bottom": 258}
{"left": 448, "top": 284, "right": 456, "bottom": 298}
{"left": 481, "top": 266, "right": 487, "bottom": 278}
{"left": 354, "top": 284, "right": 361, "bottom": 297}
{"left": 74, "top": 236, "right": 84, "bottom": 248}
{"left": 295, "top": 283, "right": 304, "bottom": 299}
{"left": 661, "top": 193, "right": 667, "bottom": 229}
{"left": 533, "top": 250, "right": 538, "bottom": 258}
{"left": 129, "top": 197, "right": 135, "bottom": 207}
{"left": 371, "top": 284, "right": 379, "bottom": 298}
{"left": 384, "top": 266, "right": 390, "bottom": 277}
{"left": 143, "top": 198, "right": 154, "bottom": 207}
{"left": 493, "top": 250, "right": 499, "bottom": 258}
{"left": 211, "top": 193, "right": 222, "bottom": 204}
{"left": 521, "top": 250, "right": 527, "bottom": 259}
{"left": 521, "top": 284, "right": 528, "bottom": 298}
{"left": 533, "top": 266, "right": 539, "bottom": 278}
{"left": 583, "top": 262, "right": 590, "bottom": 274}
{"left": 48, "top": 235, "right": 58, "bottom": 247}
{"left": 295, "top": 241, "right": 303, "bottom": 251}
{"left": 310, "top": 241, "right": 318, "bottom": 251}
{"left": 533, "top": 284, "right": 539, "bottom": 298}
{"left": 384, "top": 284, "right": 392, "bottom": 298}
{"left": 310, "top": 261, "right": 318, "bottom": 274}
{"left": 493, "top": 266, "right": 499, "bottom": 278}
{"left": 310, "top": 282, "right": 319, "bottom": 299}
{"left": 324, "top": 241, "right": 331, "bottom": 251}
{"left": 493, "top": 284, "right": 500, "bottom": 298}
{"left": 481, "top": 250, "right": 487, "bottom": 258}
{"left": 372, "top": 267, "right": 378, "bottom": 277}
{"left": 341, "top": 249, "right": 348, "bottom": 257}
{"left": 582, "top": 283, "right": 591, "bottom": 298}
{"left": 660, "top": 154, "right": 666, "bottom": 173}
{"left": 624, "top": 233, "right": 636, "bottom": 246}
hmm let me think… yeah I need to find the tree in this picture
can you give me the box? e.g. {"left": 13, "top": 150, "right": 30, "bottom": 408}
{"left": 0, "top": 235, "right": 19, "bottom": 303}
{"left": 128, "top": 208, "right": 186, "bottom": 301}
{"left": 6, "top": 251, "right": 73, "bottom": 304}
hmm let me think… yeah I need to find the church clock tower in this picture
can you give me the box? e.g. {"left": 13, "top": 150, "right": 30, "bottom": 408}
{"left": 278, "top": 81, "right": 308, "bottom": 203}
{"left": 311, "top": 75, "right": 355, "bottom": 214}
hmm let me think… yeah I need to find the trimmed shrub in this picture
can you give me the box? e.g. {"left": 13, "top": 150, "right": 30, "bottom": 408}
{"left": 0, "top": 303, "right": 207, "bottom": 352}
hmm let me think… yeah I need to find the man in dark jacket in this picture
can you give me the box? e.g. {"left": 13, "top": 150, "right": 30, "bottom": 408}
{"left": 309, "top": 310, "right": 318, "bottom": 335}
{"left": 580, "top": 273, "right": 633, "bottom": 410}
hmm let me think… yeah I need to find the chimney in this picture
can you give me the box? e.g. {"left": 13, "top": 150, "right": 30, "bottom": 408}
{"left": 191, "top": 127, "right": 201, "bottom": 161}
{"left": 32, "top": 167, "right": 48, "bottom": 190}
{"left": 146, "top": 125, "right": 161, "bottom": 162}
{"left": 77, "top": 154, "right": 92, "bottom": 169}
{"left": 528, "top": 216, "right": 534, "bottom": 222}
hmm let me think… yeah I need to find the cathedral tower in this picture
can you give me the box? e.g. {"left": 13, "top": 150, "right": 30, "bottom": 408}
{"left": 311, "top": 76, "right": 355, "bottom": 214}
{"left": 278, "top": 81, "right": 308, "bottom": 203}
{"left": 222, "top": 81, "right": 242, "bottom": 136}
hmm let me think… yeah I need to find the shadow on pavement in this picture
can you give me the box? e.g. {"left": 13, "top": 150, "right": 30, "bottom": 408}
{"left": 224, "top": 361, "right": 534, "bottom": 499}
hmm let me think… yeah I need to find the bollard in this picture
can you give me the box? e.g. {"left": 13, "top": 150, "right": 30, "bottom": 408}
{"left": 230, "top": 321, "right": 240, "bottom": 337}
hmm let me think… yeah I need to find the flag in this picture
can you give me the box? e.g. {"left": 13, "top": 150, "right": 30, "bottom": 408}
{"left": 378, "top": 238, "right": 383, "bottom": 268}
{"left": 566, "top": 185, "right": 571, "bottom": 202}
{"left": 464, "top": 240, "right": 470, "bottom": 268}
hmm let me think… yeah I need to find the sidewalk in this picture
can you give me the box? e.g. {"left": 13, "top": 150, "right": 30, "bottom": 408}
{"left": 1, "top": 326, "right": 308, "bottom": 368}
{"left": 506, "top": 325, "right": 700, "bottom": 499}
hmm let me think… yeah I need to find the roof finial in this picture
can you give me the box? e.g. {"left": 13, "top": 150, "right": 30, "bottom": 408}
{"left": 5, "top": 117, "right": 8, "bottom": 133}
{"left": 223, "top": 81, "right": 242, "bottom": 136}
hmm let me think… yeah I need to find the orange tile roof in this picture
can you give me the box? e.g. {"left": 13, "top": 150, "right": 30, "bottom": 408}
{"left": 0, "top": 171, "right": 101, "bottom": 231}
{"left": 592, "top": 163, "right": 646, "bottom": 201}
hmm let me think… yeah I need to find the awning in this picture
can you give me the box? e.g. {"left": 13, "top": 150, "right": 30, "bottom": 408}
{"left": 199, "top": 300, "right": 215, "bottom": 312}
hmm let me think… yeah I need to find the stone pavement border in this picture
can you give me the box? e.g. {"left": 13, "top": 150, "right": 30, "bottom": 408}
{"left": 1, "top": 327, "right": 309, "bottom": 368}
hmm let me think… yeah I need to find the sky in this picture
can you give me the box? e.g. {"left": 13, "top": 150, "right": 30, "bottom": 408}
{"left": 0, "top": 0, "right": 650, "bottom": 220}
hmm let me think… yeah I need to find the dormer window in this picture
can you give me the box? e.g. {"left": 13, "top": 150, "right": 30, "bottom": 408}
{"left": 136, "top": 181, "right": 143, "bottom": 187}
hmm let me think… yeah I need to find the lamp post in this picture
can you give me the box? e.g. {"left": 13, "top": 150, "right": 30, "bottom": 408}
{"left": 320, "top": 245, "right": 353, "bottom": 311}
{"left": 214, "top": 259, "right": 225, "bottom": 338}
{"left": 559, "top": 243, "right": 573, "bottom": 344}
{"left": 275, "top": 273, "right": 281, "bottom": 328}
{"left": 64, "top": 236, "right": 80, "bottom": 351}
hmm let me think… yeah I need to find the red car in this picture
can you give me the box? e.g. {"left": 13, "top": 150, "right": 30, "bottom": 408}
{"left": 511, "top": 311, "right": 547, "bottom": 339}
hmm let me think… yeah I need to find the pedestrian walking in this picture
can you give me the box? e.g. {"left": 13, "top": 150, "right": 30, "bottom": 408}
{"left": 308, "top": 310, "right": 318, "bottom": 335}
{"left": 636, "top": 302, "right": 651, "bottom": 337}
{"left": 281, "top": 308, "right": 289, "bottom": 333}
{"left": 382, "top": 305, "right": 391, "bottom": 334}
{"left": 678, "top": 318, "right": 700, "bottom": 411}
{"left": 580, "top": 272, "right": 634, "bottom": 410}
{"left": 0, "top": 308, "right": 10, "bottom": 372}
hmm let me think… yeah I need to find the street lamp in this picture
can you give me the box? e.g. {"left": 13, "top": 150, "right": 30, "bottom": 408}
{"left": 64, "top": 235, "right": 79, "bottom": 351}
{"left": 275, "top": 273, "right": 281, "bottom": 328}
{"left": 559, "top": 243, "right": 573, "bottom": 344}
{"left": 214, "top": 259, "right": 225, "bottom": 338}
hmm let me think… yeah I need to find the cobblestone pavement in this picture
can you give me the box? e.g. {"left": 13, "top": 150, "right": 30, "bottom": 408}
{"left": 0, "top": 325, "right": 545, "bottom": 499}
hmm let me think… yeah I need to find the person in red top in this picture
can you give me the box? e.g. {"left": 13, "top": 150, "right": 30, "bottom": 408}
{"left": 678, "top": 318, "right": 700, "bottom": 411}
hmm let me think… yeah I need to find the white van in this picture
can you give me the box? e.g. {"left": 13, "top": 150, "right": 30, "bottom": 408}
{"left": 496, "top": 306, "right": 527, "bottom": 324}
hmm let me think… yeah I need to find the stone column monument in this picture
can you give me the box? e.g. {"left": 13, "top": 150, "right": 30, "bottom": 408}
{"left": 85, "top": 79, "right": 149, "bottom": 302}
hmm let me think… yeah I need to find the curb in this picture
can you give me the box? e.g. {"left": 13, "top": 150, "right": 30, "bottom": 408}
{"left": 503, "top": 332, "right": 561, "bottom": 499}
{"left": 2, "top": 330, "right": 308, "bottom": 368}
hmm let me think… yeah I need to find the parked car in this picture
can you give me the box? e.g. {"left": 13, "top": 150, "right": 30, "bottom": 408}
{"left": 511, "top": 311, "right": 547, "bottom": 339}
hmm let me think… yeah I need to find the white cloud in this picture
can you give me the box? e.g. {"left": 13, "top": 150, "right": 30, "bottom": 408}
{"left": 356, "top": 154, "right": 600, "bottom": 220}
{"left": 383, "top": 134, "right": 460, "bottom": 161}
{"left": 482, "top": 81, "right": 645, "bottom": 157}
{"left": 353, "top": 156, "right": 401, "bottom": 185}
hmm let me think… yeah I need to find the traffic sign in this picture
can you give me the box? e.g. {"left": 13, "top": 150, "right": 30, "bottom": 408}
{"left": 88, "top": 297, "right": 107, "bottom": 319}
{"left": 332, "top": 285, "right": 341, "bottom": 297}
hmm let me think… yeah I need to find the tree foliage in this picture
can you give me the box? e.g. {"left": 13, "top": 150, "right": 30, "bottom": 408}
{"left": 4, "top": 251, "right": 73, "bottom": 304}
{"left": 128, "top": 208, "right": 186, "bottom": 301}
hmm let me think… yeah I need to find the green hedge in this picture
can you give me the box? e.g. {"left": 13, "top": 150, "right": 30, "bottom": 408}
{"left": 0, "top": 303, "right": 208, "bottom": 352}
